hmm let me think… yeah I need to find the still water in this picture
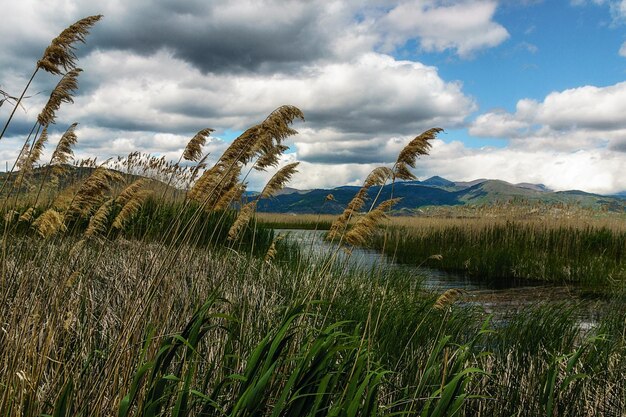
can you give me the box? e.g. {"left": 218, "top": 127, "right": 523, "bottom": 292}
{"left": 276, "top": 229, "right": 602, "bottom": 324}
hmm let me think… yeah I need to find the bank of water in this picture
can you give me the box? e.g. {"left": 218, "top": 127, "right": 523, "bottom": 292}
{"left": 276, "top": 229, "right": 604, "bottom": 325}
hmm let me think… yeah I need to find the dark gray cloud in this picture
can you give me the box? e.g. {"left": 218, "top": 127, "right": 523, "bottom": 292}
{"left": 77, "top": 0, "right": 342, "bottom": 74}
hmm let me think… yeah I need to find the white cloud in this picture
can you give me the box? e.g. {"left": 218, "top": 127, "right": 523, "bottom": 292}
{"left": 282, "top": 139, "right": 626, "bottom": 194}
{"left": 470, "top": 82, "right": 626, "bottom": 155}
{"left": 620, "top": 41, "right": 626, "bottom": 56}
{"left": 420, "top": 140, "right": 626, "bottom": 194}
{"left": 469, "top": 111, "right": 530, "bottom": 138}
{"left": 570, "top": 0, "right": 626, "bottom": 21}
{"left": 377, "top": 0, "right": 510, "bottom": 57}
{"left": 19, "top": 49, "right": 474, "bottom": 157}
{"left": 2, "top": 0, "right": 624, "bottom": 194}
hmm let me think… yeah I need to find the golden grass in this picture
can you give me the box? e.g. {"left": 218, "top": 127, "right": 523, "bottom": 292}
{"left": 256, "top": 212, "right": 339, "bottom": 226}
{"left": 182, "top": 128, "right": 213, "bottom": 162}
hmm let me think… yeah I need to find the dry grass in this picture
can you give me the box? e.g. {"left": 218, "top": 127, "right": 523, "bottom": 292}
{"left": 0, "top": 15, "right": 624, "bottom": 417}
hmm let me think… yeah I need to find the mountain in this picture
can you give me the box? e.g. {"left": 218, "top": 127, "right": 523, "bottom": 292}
{"left": 256, "top": 177, "right": 626, "bottom": 214}
{"left": 419, "top": 175, "right": 456, "bottom": 188}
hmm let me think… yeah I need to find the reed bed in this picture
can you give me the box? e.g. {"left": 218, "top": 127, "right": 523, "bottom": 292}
{"left": 1, "top": 235, "right": 624, "bottom": 415}
{"left": 0, "top": 15, "right": 625, "bottom": 417}
{"left": 256, "top": 212, "right": 337, "bottom": 230}
{"left": 369, "top": 218, "right": 626, "bottom": 287}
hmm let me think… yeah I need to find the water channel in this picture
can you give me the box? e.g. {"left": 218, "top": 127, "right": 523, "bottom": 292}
{"left": 276, "top": 229, "right": 604, "bottom": 325}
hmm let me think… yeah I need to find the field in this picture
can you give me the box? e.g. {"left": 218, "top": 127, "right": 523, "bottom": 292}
{"left": 1, "top": 16, "right": 625, "bottom": 416}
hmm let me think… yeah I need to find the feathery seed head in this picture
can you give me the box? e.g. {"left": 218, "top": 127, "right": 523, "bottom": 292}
{"left": 18, "top": 207, "right": 35, "bottom": 223}
{"left": 85, "top": 198, "right": 114, "bottom": 237}
{"left": 33, "top": 209, "right": 66, "bottom": 238}
{"left": 183, "top": 128, "right": 213, "bottom": 162}
{"left": 260, "top": 162, "right": 299, "bottom": 199}
{"left": 116, "top": 179, "right": 149, "bottom": 205}
{"left": 112, "top": 189, "right": 151, "bottom": 230}
{"left": 264, "top": 235, "right": 285, "bottom": 264}
{"left": 37, "top": 15, "right": 103, "bottom": 74}
{"left": 37, "top": 69, "right": 82, "bottom": 125}
{"left": 51, "top": 123, "right": 79, "bottom": 167}
{"left": 344, "top": 198, "right": 399, "bottom": 246}
{"left": 214, "top": 182, "right": 247, "bottom": 211}
{"left": 434, "top": 288, "right": 466, "bottom": 310}
{"left": 227, "top": 201, "right": 257, "bottom": 241}
{"left": 364, "top": 166, "right": 393, "bottom": 188}
{"left": 67, "top": 167, "right": 124, "bottom": 218}
{"left": 394, "top": 128, "right": 442, "bottom": 181}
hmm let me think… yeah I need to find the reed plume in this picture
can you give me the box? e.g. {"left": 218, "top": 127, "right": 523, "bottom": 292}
{"left": 394, "top": 128, "right": 442, "bottom": 180}
{"left": 227, "top": 201, "right": 256, "bottom": 241}
{"left": 18, "top": 207, "right": 35, "bottom": 223}
{"left": 344, "top": 198, "right": 399, "bottom": 246}
{"left": 116, "top": 179, "right": 149, "bottom": 205}
{"left": 67, "top": 167, "right": 123, "bottom": 218}
{"left": 264, "top": 235, "right": 285, "bottom": 264}
{"left": 50, "top": 123, "right": 79, "bottom": 175}
{"left": 188, "top": 106, "right": 302, "bottom": 207}
{"left": 14, "top": 127, "right": 49, "bottom": 193}
{"left": 0, "top": 16, "right": 101, "bottom": 141}
{"left": 28, "top": 126, "right": 48, "bottom": 167}
{"left": 220, "top": 105, "right": 303, "bottom": 168}
{"left": 365, "top": 167, "right": 394, "bottom": 187}
{"left": 85, "top": 199, "right": 114, "bottom": 237}
{"left": 183, "top": 128, "right": 213, "bottom": 162}
{"left": 188, "top": 162, "right": 242, "bottom": 209}
{"left": 433, "top": 288, "right": 466, "bottom": 310}
{"left": 32, "top": 209, "right": 66, "bottom": 238}
{"left": 254, "top": 144, "right": 289, "bottom": 170}
{"left": 37, "top": 69, "right": 82, "bottom": 126}
{"left": 214, "top": 182, "right": 246, "bottom": 211}
{"left": 112, "top": 189, "right": 151, "bottom": 230}
{"left": 327, "top": 167, "right": 390, "bottom": 241}
{"left": 259, "top": 162, "right": 299, "bottom": 199}
{"left": 188, "top": 153, "right": 209, "bottom": 185}
{"left": 227, "top": 163, "right": 299, "bottom": 240}
{"left": 37, "top": 15, "right": 103, "bottom": 75}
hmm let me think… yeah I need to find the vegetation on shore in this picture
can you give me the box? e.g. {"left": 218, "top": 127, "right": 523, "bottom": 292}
{"left": 0, "top": 15, "right": 624, "bottom": 417}
{"left": 370, "top": 217, "right": 626, "bottom": 287}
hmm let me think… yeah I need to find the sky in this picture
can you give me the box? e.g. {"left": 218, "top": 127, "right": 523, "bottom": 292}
{"left": 1, "top": 0, "right": 626, "bottom": 194}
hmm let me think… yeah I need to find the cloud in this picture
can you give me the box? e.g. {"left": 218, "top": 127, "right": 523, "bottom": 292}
{"left": 279, "top": 139, "right": 626, "bottom": 194}
{"left": 419, "top": 140, "right": 626, "bottom": 194}
{"left": 4, "top": 1, "right": 624, "bottom": 194}
{"left": 620, "top": 41, "right": 626, "bottom": 56}
{"left": 570, "top": 0, "right": 626, "bottom": 22}
{"left": 0, "top": 0, "right": 493, "bottom": 151}
{"left": 0, "top": 0, "right": 511, "bottom": 79}
{"left": 469, "top": 111, "right": 530, "bottom": 138}
{"left": 377, "top": 0, "right": 510, "bottom": 57}
{"left": 4, "top": 49, "right": 474, "bottom": 152}
{"left": 470, "top": 81, "right": 626, "bottom": 153}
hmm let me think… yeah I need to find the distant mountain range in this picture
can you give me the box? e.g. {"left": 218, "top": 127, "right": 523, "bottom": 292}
{"left": 255, "top": 176, "right": 626, "bottom": 214}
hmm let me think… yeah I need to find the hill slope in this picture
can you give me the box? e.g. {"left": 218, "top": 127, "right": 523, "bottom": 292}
{"left": 256, "top": 177, "right": 625, "bottom": 214}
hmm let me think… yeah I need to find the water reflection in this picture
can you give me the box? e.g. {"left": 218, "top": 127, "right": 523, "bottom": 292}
{"left": 276, "top": 229, "right": 602, "bottom": 324}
